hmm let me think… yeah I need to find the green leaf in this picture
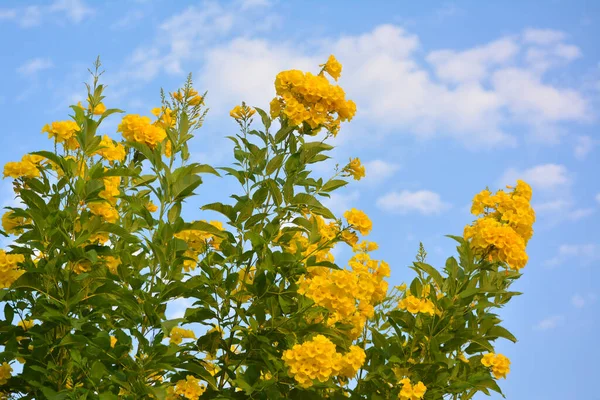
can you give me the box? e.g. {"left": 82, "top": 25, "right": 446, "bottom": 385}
{"left": 255, "top": 107, "right": 271, "bottom": 130}
{"left": 321, "top": 179, "right": 348, "bottom": 192}
{"left": 291, "top": 193, "right": 335, "bottom": 219}
{"left": 187, "top": 220, "right": 227, "bottom": 238}
{"left": 413, "top": 262, "right": 445, "bottom": 289}
{"left": 486, "top": 326, "right": 517, "bottom": 343}
{"left": 274, "top": 125, "right": 295, "bottom": 143}
{"left": 266, "top": 154, "right": 285, "bottom": 175}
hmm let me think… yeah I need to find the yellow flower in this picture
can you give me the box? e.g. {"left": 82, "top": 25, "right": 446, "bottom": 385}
{"left": 345, "top": 158, "right": 366, "bottom": 180}
{"left": 230, "top": 104, "right": 256, "bottom": 120}
{"left": 170, "top": 326, "right": 196, "bottom": 345}
{"left": 273, "top": 63, "right": 355, "bottom": 134}
{"left": 465, "top": 181, "right": 535, "bottom": 270}
{"left": 0, "top": 251, "right": 25, "bottom": 289}
{"left": 322, "top": 54, "right": 342, "bottom": 81}
{"left": 172, "top": 90, "right": 183, "bottom": 102}
{"left": 2, "top": 211, "right": 30, "bottom": 235}
{"left": 481, "top": 353, "right": 511, "bottom": 379}
{"left": 88, "top": 202, "right": 119, "bottom": 223}
{"left": 398, "top": 379, "right": 426, "bottom": 400}
{"left": 458, "top": 353, "right": 469, "bottom": 363}
{"left": 118, "top": 114, "right": 166, "bottom": 148}
{"left": 95, "top": 135, "right": 126, "bottom": 163}
{"left": 0, "top": 362, "right": 12, "bottom": 385}
{"left": 110, "top": 335, "right": 117, "bottom": 348}
{"left": 173, "top": 375, "right": 207, "bottom": 400}
{"left": 103, "top": 256, "right": 121, "bottom": 275}
{"left": 398, "top": 295, "right": 421, "bottom": 314}
{"left": 90, "top": 102, "right": 106, "bottom": 115}
{"left": 344, "top": 208, "right": 372, "bottom": 236}
{"left": 269, "top": 97, "right": 282, "bottom": 118}
{"left": 72, "top": 260, "right": 92, "bottom": 274}
{"left": 282, "top": 335, "right": 365, "bottom": 388}
{"left": 41, "top": 120, "right": 80, "bottom": 148}
{"left": 146, "top": 201, "right": 158, "bottom": 212}
{"left": 3, "top": 155, "right": 41, "bottom": 179}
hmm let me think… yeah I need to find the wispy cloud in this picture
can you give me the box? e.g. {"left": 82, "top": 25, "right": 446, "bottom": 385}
{"left": 17, "top": 58, "right": 53, "bottom": 76}
{"left": 534, "top": 315, "right": 564, "bottom": 331}
{"left": 377, "top": 190, "right": 450, "bottom": 215}
{"left": 0, "top": 0, "right": 93, "bottom": 28}
{"left": 499, "top": 164, "right": 570, "bottom": 192}
{"left": 545, "top": 244, "right": 599, "bottom": 267}
{"left": 363, "top": 160, "right": 400, "bottom": 185}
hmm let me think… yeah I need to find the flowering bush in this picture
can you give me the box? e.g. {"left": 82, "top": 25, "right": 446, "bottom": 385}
{"left": 0, "top": 57, "right": 534, "bottom": 399}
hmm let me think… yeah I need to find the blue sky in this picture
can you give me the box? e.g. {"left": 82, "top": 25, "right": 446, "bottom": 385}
{"left": 1, "top": 0, "right": 599, "bottom": 398}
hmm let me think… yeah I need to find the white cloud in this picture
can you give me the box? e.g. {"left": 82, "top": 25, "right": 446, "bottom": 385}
{"left": 572, "top": 294, "right": 586, "bottom": 308}
{"left": 50, "top": 0, "right": 94, "bottom": 23}
{"left": 110, "top": 9, "right": 144, "bottom": 30}
{"left": 427, "top": 37, "right": 519, "bottom": 84}
{"left": 240, "top": 0, "right": 271, "bottom": 10}
{"left": 20, "top": 6, "right": 41, "bottom": 27}
{"left": 574, "top": 135, "right": 596, "bottom": 160}
{"left": 0, "top": 9, "right": 17, "bottom": 19}
{"left": 363, "top": 160, "right": 400, "bottom": 184}
{"left": 571, "top": 293, "right": 597, "bottom": 309}
{"left": 17, "top": 58, "right": 53, "bottom": 76}
{"left": 377, "top": 190, "right": 449, "bottom": 215}
{"left": 0, "top": 0, "right": 93, "bottom": 28}
{"left": 523, "top": 28, "right": 566, "bottom": 45}
{"left": 534, "top": 198, "right": 595, "bottom": 223}
{"left": 189, "top": 23, "right": 589, "bottom": 148}
{"left": 199, "top": 37, "right": 315, "bottom": 110}
{"left": 545, "top": 244, "right": 599, "bottom": 267}
{"left": 499, "top": 164, "right": 570, "bottom": 191}
{"left": 534, "top": 315, "right": 564, "bottom": 331}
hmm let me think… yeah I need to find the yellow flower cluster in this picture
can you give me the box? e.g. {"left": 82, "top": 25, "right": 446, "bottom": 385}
{"left": 117, "top": 114, "right": 167, "bottom": 148}
{"left": 481, "top": 353, "right": 510, "bottom": 379}
{"left": 151, "top": 107, "right": 177, "bottom": 129}
{"left": 172, "top": 88, "right": 204, "bottom": 107}
{"left": 99, "top": 175, "right": 121, "bottom": 205}
{"left": 0, "top": 362, "right": 12, "bottom": 385}
{"left": 95, "top": 135, "right": 126, "bottom": 163}
{"left": 344, "top": 158, "right": 365, "bottom": 181}
{"left": 281, "top": 214, "right": 338, "bottom": 264}
{"left": 2, "top": 211, "right": 30, "bottom": 235}
{"left": 167, "top": 375, "right": 207, "bottom": 400}
{"left": 464, "top": 180, "right": 535, "bottom": 271}
{"left": 3, "top": 154, "right": 44, "bottom": 179}
{"left": 41, "top": 120, "right": 80, "bottom": 149}
{"left": 282, "top": 335, "right": 366, "bottom": 388}
{"left": 271, "top": 56, "right": 356, "bottom": 134}
{"left": 175, "top": 221, "right": 224, "bottom": 272}
{"left": 344, "top": 208, "right": 372, "bottom": 236}
{"left": 0, "top": 250, "right": 25, "bottom": 288}
{"left": 398, "top": 294, "right": 435, "bottom": 315}
{"left": 399, "top": 378, "right": 427, "bottom": 400}
{"left": 71, "top": 260, "right": 92, "bottom": 274}
{"left": 230, "top": 104, "right": 256, "bottom": 120}
{"left": 170, "top": 326, "right": 196, "bottom": 345}
{"left": 321, "top": 55, "right": 342, "bottom": 81}
{"left": 103, "top": 256, "right": 121, "bottom": 275}
{"left": 298, "top": 251, "right": 389, "bottom": 339}
{"left": 88, "top": 202, "right": 119, "bottom": 223}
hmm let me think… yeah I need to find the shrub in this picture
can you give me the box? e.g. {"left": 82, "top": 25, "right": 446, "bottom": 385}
{"left": 0, "top": 57, "right": 535, "bottom": 399}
